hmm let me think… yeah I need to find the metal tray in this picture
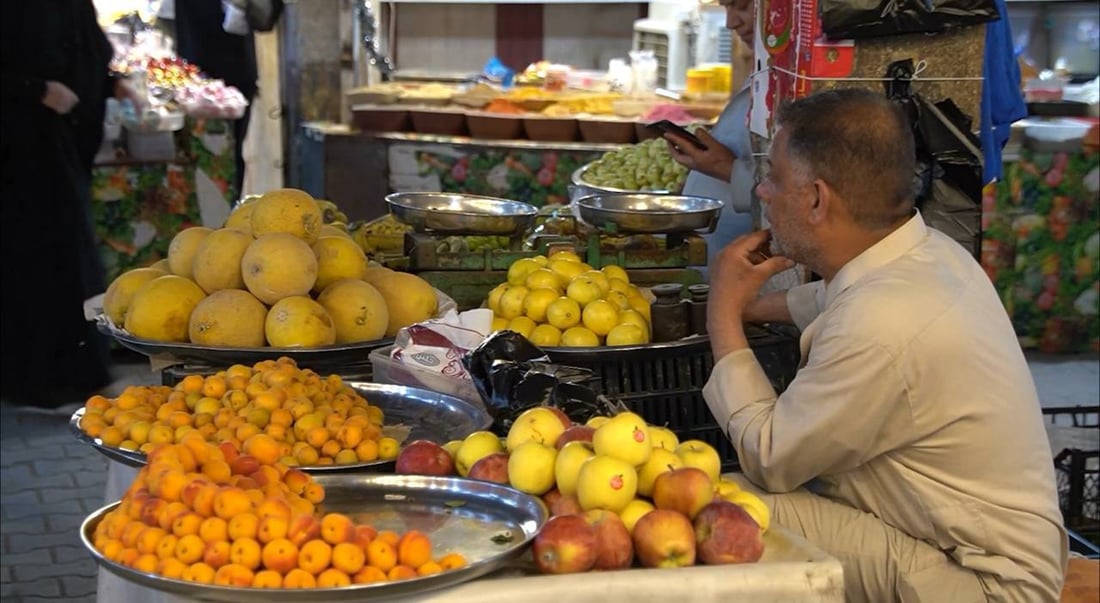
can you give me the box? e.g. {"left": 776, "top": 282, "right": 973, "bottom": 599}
{"left": 70, "top": 382, "right": 492, "bottom": 471}
{"left": 575, "top": 192, "right": 724, "bottom": 234}
{"left": 385, "top": 193, "right": 537, "bottom": 236}
{"left": 569, "top": 164, "right": 679, "bottom": 200}
{"left": 83, "top": 473, "right": 548, "bottom": 602}
{"left": 95, "top": 318, "right": 393, "bottom": 368}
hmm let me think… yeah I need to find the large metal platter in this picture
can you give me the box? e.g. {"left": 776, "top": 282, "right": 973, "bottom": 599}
{"left": 82, "top": 473, "right": 547, "bottom": 602}
{"left": 575, "top": 192, "right": 724, "bottom": 234}
{"left": 95, "top": 319, "right": 393, "bottom": 368}
{"left": 70, "top": 382, "right": 492, "bottom": 471}
{"left": 385, "top": 192, "right": 537, "bottom": 235}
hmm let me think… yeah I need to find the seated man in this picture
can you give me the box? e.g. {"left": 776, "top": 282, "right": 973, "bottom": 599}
{"left": 702, "top": 88, "right": 1067, "bottom": 603}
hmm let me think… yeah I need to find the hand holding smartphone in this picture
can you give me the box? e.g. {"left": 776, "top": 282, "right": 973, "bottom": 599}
{"left": 647, "top": 120, "right": 708, "bottom": 150}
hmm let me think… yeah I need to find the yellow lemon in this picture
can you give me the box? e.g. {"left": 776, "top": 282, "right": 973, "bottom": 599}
{"left": 605, "top": 290, "right": 632, "bottom": 311}
{"left": 548, "top": 259, "right": 587, "bottom": 288}
{"left": 560, "top": 326, "right": 599, "bottom": 347}
{"left": 602, "top": 264, "right": 630, "bottom": 284}
{"left": 581, "top": 299, "right": 619, "bottom": 336}
{"left": 507, "top": 258, "right": 542, "bottom": 287}
{"left": 523, "top": 288, "right": 560, "bottom": 323}
{"left": 531, "top": 254, "right": 549, "bottom": 267}
{"left": 498, "top": 286, "right": 529, "bottom": 320}
{"left": 507, "top": 316, "right": 537, "bottom": 339}
{"left": 580, "top": 270, "right": 611, "bottom": 296}
{"left": 487, "top": 283, "right": 509, "bottom": 313}
{"left": 566, "top": 276, "right": 603, "bottom": 307}
{"left": 618, "top": 309, "right": 651, "bottom": 334}
{"left": 606, "top": 323, "right": 646, "bottom": 346}
{"left": 528, "top": 324, "right": 562, "bottom": 347}
{"left": 608, "top": 278, "right": 633, "bottom": 296}
{"left": 524, "top": 269, "right": 562, "bottom": 293}
{"left": 548, "top": 250, "right": 582, "bottom": 263}
{"left": 629, "top": 296, "right": 652, "bottom": 321}
{"left": 545, "top": 297, "right": 582, "bottom": 330}
{"left": 491, "top": 316, "right": 509, "bottom": 332}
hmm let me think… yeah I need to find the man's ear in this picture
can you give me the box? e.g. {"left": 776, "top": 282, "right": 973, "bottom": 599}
{"left": 807, "top": 179, "right": 831, "bottom": 226}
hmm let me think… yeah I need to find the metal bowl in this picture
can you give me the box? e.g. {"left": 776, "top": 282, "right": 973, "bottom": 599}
{"left": 386, "top": 193, "right": 537, "bottom": 235}
{"left": 574, "top": 193, "right": 724, "bottom": 234}
{"left": 569, "top": 164, "right": 679, "bottom": 202}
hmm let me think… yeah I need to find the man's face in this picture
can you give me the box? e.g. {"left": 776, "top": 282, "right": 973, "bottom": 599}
{"left": 755, "top": 129, "right": 819, "bottom": 267}
{"left": 721, "top": 0, "right": 755, "bottom": 47}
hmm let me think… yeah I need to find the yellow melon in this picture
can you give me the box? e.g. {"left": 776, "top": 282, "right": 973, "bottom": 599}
{"left": 265, "top": 296, "right": 336, "bottom": 347}
{"left": 188, "top": 289, "right": 268, "bottom": 347}
{"left": 312, "top": 236, "right": 369, "bottom": 293}
{"left": 249, "top": 188, "right": 323, "bottom": 243}
{"left": 363, "top": 265, "right": 395, "bottom": 285}
{"left": 102, "top": 267, "right": 168, "bottom": 326}
{"left": 241, "top": 233, "right": 318, "bottom": 305}
{"left": 371, "top": 272, "right": 439, "bottom": 337}
{"left": 167, "top": 227, "right": 213, "bottom": 278}
{"left": 319, "top": 224, "right": 352, "bottom": 239}
{"left": 316, "top": 279, "right": 389, "bottom": 343}
{"left": 223, "top": 198, "right": 259, "bottom": 233}
{"left": 124, "top": 275, "right": 207, "bottom": 342}
{"left": 149, "top": 259, "right": 171, "bottom": 273}
{"left": 191, "top": 228, "right": 253, "bottom": 293}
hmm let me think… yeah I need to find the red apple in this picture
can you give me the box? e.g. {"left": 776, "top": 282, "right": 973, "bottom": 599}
{"left": 543, "top": 489, "right": 584, "bottom": 517}
{"left": 652, "top": 467, "right": 713, "bottom": 519}
{"left": 467, "top": 452, "right": 509, "bottom": 484}
{"left": 532, "top": 515, "right": 598, "bottom": 574}
{"left": 583, "top": 509, "right": 634, "bottom": 570}
{"left": 546, "top": 406, "right": 572, "bottom": 429}
{"left": 554, "top": 425, "right": 595, "bottom": 450}
{"left": 287, "top": 515, "right": 322, "bottom": 547}
{"left": 632, "top": 509, "right": 696, "bottom": 568}
{"left": 693, "top": 501, "right": 764, "bottom": 565}
{"left": 394, "top": 440, "right": 455, "bottom": 476}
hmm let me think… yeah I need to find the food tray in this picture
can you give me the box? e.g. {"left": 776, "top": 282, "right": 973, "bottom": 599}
{"left": 574, "top": 192, "right": 723, "bottom": 234}
{"left": 95, "top": 318, "right": 394, "bottom": 368}
{"left": 569, "top": 164, "right": 679, "bottom": 199}
{"left": 386, "top": 193, "right": 537, "bottom": 236}
{"left": 70, "top": 382, "right": 492, "bottom": 470}
{"left": 85, "top": 473, "right": 548, "bottom": 602}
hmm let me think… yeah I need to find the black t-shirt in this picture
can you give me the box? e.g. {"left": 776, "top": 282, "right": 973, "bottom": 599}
{"left": 173, "top": 0, "right": 258, "bottom": 99}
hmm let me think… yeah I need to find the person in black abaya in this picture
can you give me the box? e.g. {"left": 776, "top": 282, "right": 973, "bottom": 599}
{"left": 0, "top": 0, "right": 137, "bottom": 407}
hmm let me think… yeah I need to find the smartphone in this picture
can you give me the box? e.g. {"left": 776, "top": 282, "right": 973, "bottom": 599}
{"left": 647, "top": 120, "right": 708, "bottom": 150}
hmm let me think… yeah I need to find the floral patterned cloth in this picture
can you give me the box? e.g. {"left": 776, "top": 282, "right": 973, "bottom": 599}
{"left": 982, "top": 145, "right": 1100, "bottom": 353}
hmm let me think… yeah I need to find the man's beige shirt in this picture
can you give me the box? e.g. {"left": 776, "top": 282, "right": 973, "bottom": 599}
{"left": 703, "top": 214, "right": 1068, "bottom": 602}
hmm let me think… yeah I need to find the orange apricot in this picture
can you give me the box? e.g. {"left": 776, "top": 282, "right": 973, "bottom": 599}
{"left": 397, "top": 530, "right": 432, "bottom": 569}
{"left": 182, "top": 561, "right": 216, "bottom": 584}
{"left": 260, "top": 538, "right": 299, "bottom": 575}
{"left": 437, "top": 552, "right": 468, "bottom": 570}
{"left": 320, "top": 513, "right": 355, "bottom": 545}
{"left": 366, "top": 538, "right": 396, "bottom": 572}
{"left": 174, "top": 534, "right": 206, "bottom": 565}
{"left": 213, "top": 563, "right": 255, "bottom": 587}
{"left": 331, "top": 542, "right": 366, "bottom": 575}
{"left": 297, "top": 539, "right": 333, "bottom": 575}
{"left": 352, "top": 565, "right": 388, "bottom": 584}
{"left": 282, "top": 568, "right": 317, "bottom": 589}
{"left": 317, "top": 568, "right": 352, "bottom": 587}
{"left": 416, "top": 561, "right": 443, "bottom": 576}
{"left": 229, "top": 537, "right": 262, "bottom": 570}
{"left": 387, "top": 564, "right": 417, "bottom": 581}
{"left": 251, "top": 569, "right": 283, "bottom": 588}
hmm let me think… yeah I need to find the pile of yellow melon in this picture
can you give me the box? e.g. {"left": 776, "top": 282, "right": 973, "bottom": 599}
{"left": 102, "top": 189, "right": 439, "bottom": 348}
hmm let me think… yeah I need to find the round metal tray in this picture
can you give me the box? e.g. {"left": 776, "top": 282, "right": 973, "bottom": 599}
{"left": 569, "top": 164, "right": 680, "bottom": 201}
{"left": 70, "top": 382, "right": 492, "bottom": 471}
{"left": 385, "top": 192, "right": 537, "bottom": 236}
{"left": 96, "top": 319, "right": 393, "bottom": 368}
{"left": 574, "top": 192, "right": 724, "bottom": 234}
{"left": 83, "top": 473, "right": 547, "bottom": 602}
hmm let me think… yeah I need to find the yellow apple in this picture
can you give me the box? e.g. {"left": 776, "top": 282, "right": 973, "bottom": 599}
{"left": 576, "top": 455, "right": 637, "bottom": 513}
{"left": 555, "top": 441, "right": 595, "bottom": 497}
{"left": 442, "top": 439, "right": 463, "bottom": 459}
{"left": 592, "top": 411, "right": 651, "bottom": 466}
{"left": 508, "top": 440, "right": 557, "bottom": 496}
{"left": 455, "top": 431, "right": 504, "bottom": 477}
{"left": 506, "top": 407, "right": 568, "bottom": 452}
{"left": 714, "top": 478, "right": 741, "bottom": 498}
{"left": 585, "top": 416, "right": 610, "bottom": 429}
{"left": 618, "top": 499, "right": 655, "bottom": 534}
{"left": 722, "top": 490, "right": 771, "bottom": 532}
{"left": 648, "top": 426, "right": 679, "bottom": 451}
{"left": 636, "top": 448, "right": 684, "bottom": 498}
{"left": 676, "top": 439, "right": 721, "bottom": 484}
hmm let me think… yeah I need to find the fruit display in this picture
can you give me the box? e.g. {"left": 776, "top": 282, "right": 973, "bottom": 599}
{"left": 101, "top": 188, "right": 441, "bottom": 347}
{"left": 393, "top": 407, "right": 768, "bottom": 574}
{"left": 77, "top": 357, "right": 402, "bottom": 467}
{"left": 89, "top": 438, "right": 468, "bottom": 587}
{"left": 485, "top": 251, "right": 653, "bottom": 347}
{"left": 579, "top": 137, "right": 689, "bottom": 192}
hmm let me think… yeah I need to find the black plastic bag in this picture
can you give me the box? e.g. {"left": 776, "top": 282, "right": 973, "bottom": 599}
{"left": 886, "top": 59, "right": 983, "bottom": 257}
{"left": 462, "top": 331, "right": 623, "bottom": 435}
{"left": 821, "top": 0, "right": 999, "bottom": 40}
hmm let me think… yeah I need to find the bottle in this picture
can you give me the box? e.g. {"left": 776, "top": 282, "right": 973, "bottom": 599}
{"left": 650, "top": 283, "right": 690, "bottom": 342}
{"left": 687, "top": 284, "right": 710, "bottom": 336}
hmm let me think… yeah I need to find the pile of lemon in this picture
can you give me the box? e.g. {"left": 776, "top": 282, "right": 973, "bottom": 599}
{"left": 102, "top": 188, "right": 439, "bottom": 348}
{"left": 486, "top": 251, "right": 652, "bottom": 347}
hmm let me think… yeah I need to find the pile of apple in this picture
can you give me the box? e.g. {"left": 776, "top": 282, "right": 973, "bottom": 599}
{"left": 393, "top": 406, "right": 770, "bottom": 574}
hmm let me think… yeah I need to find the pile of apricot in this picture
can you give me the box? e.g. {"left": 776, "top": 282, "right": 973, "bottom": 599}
{"left": 78, "top": 357, "right": 400, "bottom": 467}
{"left": 92, "top": 438, "right": 467, "bottom": 588}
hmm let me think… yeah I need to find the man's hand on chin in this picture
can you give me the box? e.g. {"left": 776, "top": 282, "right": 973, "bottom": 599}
{"left": 707, "top": 230, "right": 795, "bottom": 359}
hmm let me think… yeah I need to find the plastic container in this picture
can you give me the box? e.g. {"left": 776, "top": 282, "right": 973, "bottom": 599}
{"left": 467, "top": 112, "right": 525, "bottom": 140}
{"left": 1043, "top": 405, "right": 1099, "bottom": 546}
{"left": 352, "top": 107, "right": 411, "bottom": 132}
{"left": 410, "top": 109, "right": 468, "bottom": 137}
{"left": 370, "top": 345, "right": 483, "bottom": 407}
{"left": 577, "top": 118, "right": 637, "bottom": 144}
{"left": 523, "top": 116, "right": 579, "bottom": 142}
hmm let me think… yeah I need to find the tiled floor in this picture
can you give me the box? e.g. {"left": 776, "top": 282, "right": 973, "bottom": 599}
{"left": 1, "top": 350, "right": 1096, "bottom": 601}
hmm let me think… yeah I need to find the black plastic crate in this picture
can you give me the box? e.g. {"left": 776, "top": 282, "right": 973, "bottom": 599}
{"left": 544, "top": 324, "right": 801, "bottom": 472}
{"left": 1042, "top": 405, "right": 1100, "bottom": 547}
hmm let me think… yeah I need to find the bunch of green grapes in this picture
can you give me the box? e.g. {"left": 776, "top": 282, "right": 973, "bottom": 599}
{"left": 466, "top": 235, "right": 511, "bottom": 251}
{"left": 582, "top": 137, "right": 690, "bottom": 192}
